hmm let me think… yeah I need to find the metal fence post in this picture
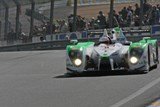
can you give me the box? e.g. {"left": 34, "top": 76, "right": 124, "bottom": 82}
{"left": 5, "top": 7, "right": 9, "bottom": 40}
{"left": 1, "top": 0, "right": 9, "bottom": 41}
{"left": 73, "top": 0, "right": 77, "bottom": 32}
{"left": 0, "top": 20, "right": 1, "bottom": 40}
{"left": 13, "top": 0, "right": 21, "bottom": 42}
{"left": 109, "top": 0, "right": 114, "bottom": 28}
{"left": 29, "top": 0, "right": 35, "bottom": 42}
{"left": 50, "top": 0, "right": 55, "bottom": 39}
{"left": 140, "top": 0, "right": 144, "bottom": 26}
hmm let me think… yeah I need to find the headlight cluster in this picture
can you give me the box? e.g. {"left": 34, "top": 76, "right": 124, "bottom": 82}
{"left": 74, "top": 59, "right": 82, "bottom": 66}
{"left": 130, "top": 56, "right": 138, "bottom": 64}
{"left": 69, "top": 49, "right": 83, "bottom": 67}
{"left": 130, "top": 47, "right": 143, "bottom": 64}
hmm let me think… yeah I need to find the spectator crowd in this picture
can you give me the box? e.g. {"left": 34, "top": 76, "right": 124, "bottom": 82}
{"left": 34, "top": 2, "right": 160, "bottom": 34}
{"left": 23, "top": 2, "right": 160, "bottom": 38}
{"left": 87, "top": 2, "right": 160, "bottom": 29}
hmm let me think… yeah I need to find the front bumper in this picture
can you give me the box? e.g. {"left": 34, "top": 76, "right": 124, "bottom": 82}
{"left": 66, "top": 67, "right": 128, "bottom": 74}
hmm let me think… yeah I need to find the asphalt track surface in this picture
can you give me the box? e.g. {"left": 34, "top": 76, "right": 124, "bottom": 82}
{"left": 0, "top": 50, "right": 160, "bottom": 107}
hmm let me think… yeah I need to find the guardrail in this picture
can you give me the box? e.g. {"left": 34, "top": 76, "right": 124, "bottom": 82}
{"left": 0, "top": 34, "right": 160, "bottom": 52}
{"left": 32, "top": 27, "right": 151, "bottom": 43}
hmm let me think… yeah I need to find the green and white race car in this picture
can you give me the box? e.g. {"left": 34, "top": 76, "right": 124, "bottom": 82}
{"left": 66, "top": 27, "right": 159, "bottom": 75}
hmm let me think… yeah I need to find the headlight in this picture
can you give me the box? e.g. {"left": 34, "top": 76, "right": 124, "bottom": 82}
{"left": 74, "top": 59, "right": 82, "bottom": 66}
{"left": 130, "top": 48, "right": 143, "bottom": 59}
{"left": 130, "top": 56, "right": 138, "bottom": 64}
{"left": 69, "top": 49, "right": 83, "bottom": 66}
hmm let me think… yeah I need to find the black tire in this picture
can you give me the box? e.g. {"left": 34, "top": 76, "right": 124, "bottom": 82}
{"left": 143, "top": 46, "right": 150, "bottom": 73}
{"left": 152, "top": 43, "right": 158, "bottom": 69}
{"left": 152, "top": 64, "right": 157, "bottom": 69}
{"left": 156, "top": 42, "right": 159, "bottom": 63}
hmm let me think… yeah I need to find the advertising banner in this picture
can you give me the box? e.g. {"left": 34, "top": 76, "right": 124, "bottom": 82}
{"left": 151, "top": 25, "right": 160, "bottom": 35}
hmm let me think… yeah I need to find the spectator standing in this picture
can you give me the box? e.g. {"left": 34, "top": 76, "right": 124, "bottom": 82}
{"left": 127, "top": 6, "right": 133, "bottom": 26}
{"left": 45, "top": 21, "right": 56, "bottom": 34}
{"left": 89, "top": 17, "right": 95, "bottom": 30}
{"left": 143, "top": 2, "right": 152, "bottom": 15}
{"left": 135, "top": 3, "right": 140, "bottom": 16}
{"left": 117, "top": 11, "right": 124, "bottom": 27}
{"left": 7, "top": 29, "right": 15, "bottom": 44}
{"left": 121, "top": 7, "right": 128, "bottom": 20}
{"left": 134, "top": 15, "right": 140, "bottom": 26}
{"left": 113, "top": 10, "right": 119, "bottom": 21}
{"left": 89, "top": 17, "right": 98, "bottom": 30}
{"left": 68, "top": 14, "right": 74, "bottom": 32}
{"left": 150, "top": 6, "right": 159, "bottom": 25}
{"left": 113, "top": 10, "right": 119, "bottom": 27}
{"left": 97, "top": 11, "right": 107, "bottom": 29}
{"left": 76, "top": 16, "right": 86, "bottom": 31}
{"left": 60, "top": 20, "right": 68, "bottom": 33}
{"left": 155, "top": 5, "right": 160, "bottom": 24}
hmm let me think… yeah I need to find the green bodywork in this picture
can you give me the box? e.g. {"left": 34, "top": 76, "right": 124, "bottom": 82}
{"left": 129, "top": 37, "right": 157, "bottom": 50}
{"left": 139, "top": 37, "right": 157, "bottom": 46}
{"left": 66, "top": 42, "right": 95, "bottom": 54}
{"left": 101, "top": 55, "right": 109, "bottom": 60}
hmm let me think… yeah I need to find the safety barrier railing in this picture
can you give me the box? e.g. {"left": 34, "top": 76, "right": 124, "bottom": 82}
{"left": 0, "top": 34, "right": 160, "bottom": 52}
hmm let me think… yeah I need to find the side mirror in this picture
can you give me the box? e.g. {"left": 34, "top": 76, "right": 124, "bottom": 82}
{"left": 143, "top": 37, "right": 151, "bottom": 43}
{"left": 143, "top": 37, "right": 151, "bottom": 40}
{"left": 70, "top": 39, "right": 78, "bottom": 45}
{"left": 124, "top": 41, "right": 132, "bottom": 45}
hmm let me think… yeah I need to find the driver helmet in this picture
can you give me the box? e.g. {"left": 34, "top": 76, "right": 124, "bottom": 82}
{"left": 99, "top": 29, "right": 110, "bottom": 44}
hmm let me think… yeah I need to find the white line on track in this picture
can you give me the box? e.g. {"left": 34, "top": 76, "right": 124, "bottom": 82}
{"left": 110, "top": 76, "right": 160, "bottom": 107}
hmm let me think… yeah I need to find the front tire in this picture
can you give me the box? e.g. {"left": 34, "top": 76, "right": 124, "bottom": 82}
{"left": 156, "top": 42, "right": 159, "bottom": 63}
{"left": 152, "top": 43, "right": 158, "bottom": 69}
{"left": 143, "top": 47, "right": 150, "bottom": 73}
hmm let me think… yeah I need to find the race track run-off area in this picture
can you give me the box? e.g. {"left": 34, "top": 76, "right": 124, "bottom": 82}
{"left": 0, "top": 50, "right": 160, "bottom": 107}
